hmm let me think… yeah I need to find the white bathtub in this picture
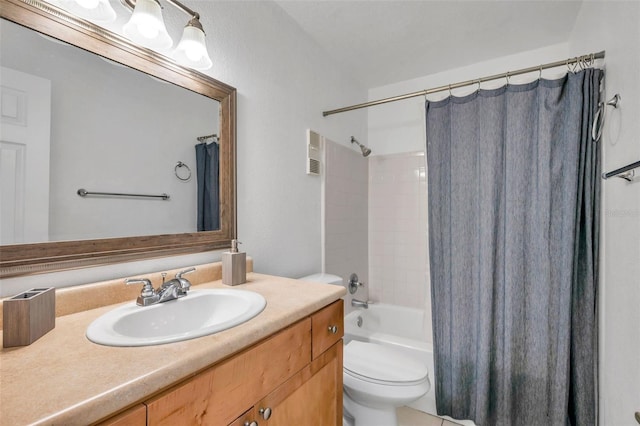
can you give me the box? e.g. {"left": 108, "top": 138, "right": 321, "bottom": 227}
{"left": 344, "top": 303, "right": 436, "bottom": 416}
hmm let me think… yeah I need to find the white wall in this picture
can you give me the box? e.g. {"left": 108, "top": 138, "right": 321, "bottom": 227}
{"left": 1, "top": 0, "right": 367, "bottom": 296}
{"left": 208, "top": 1, "right": 368, "bottom": 279}
{"left": 568, "top": 3, "right": 640, "bottom": 426}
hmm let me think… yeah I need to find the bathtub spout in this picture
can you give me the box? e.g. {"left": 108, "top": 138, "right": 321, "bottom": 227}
{"left": 351, "top": 298, "right": 369, "bottom": 309}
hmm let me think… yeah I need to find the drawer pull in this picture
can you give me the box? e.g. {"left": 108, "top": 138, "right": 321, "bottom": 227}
{"left": 244, "top": 422, "right": 258, "bottom": 426}
{"left": 328, "top": 325, "right": 338, "bottom": 334}
{"left": 259, "top": 407, "right": 272, "bottom": 420}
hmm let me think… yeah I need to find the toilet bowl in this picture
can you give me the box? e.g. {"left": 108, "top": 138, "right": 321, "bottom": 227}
{"left": 343, "top": 340, "right": 430, "bottom": 426}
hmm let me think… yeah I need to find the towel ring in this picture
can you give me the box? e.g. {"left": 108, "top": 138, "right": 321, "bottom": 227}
{"left": 591, "top": 94, "right": 621, "bottom": 142}
{"left": 175, "top": 161, "right": 192, "bottom": 181}
{"left": 592, "top": 103, "right": 604, "bottom": 142}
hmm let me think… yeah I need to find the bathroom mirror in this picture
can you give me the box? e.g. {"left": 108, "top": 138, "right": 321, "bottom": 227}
{"left": 0, "top": 0, "right": 236, "bottom": 277}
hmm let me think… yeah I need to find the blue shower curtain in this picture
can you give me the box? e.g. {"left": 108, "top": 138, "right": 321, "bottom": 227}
{"left": 425, "top": 69, "right": 601, "bottom": 425}
{"left": 195, "top": 140, "right": 220, "bottom": 231}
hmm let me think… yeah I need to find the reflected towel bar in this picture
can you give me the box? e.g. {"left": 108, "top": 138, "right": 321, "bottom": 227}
{"left": 77, "top": 188, "right": 170, "bottom": 200}
{"left": 602, "top": 160, "right": 640, "bottom": 182}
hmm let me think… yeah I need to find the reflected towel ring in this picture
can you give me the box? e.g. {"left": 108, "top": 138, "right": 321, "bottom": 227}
{"left": 175, "top": 161, "right": 192, "bottom": 181}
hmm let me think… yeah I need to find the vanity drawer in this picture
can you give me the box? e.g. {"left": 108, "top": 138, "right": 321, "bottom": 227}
{"left": 311, "top": 299, "right": 344, "bottom": 359}
{"left": 145, "top": 318, "right": 311, "bottom": 426}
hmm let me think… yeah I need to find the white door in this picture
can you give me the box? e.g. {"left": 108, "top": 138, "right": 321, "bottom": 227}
{"left": 0, "top": 66, "right": 51, "bottom": 244}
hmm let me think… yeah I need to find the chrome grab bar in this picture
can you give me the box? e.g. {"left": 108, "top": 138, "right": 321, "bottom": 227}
{"left": 77, "top": 188, "right": 170, "bottom": 200}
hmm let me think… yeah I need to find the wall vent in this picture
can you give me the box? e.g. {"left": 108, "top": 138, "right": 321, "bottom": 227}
{"left": 307, "top": 129, "right": 322, "bottom": 176}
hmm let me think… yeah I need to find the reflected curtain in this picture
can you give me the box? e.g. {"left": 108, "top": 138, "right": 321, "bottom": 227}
{"left": 195, "top": 140, "right": 220, "bottom": 231}
{"left": 425, "top": 69, "right": 601, "bottom": 425}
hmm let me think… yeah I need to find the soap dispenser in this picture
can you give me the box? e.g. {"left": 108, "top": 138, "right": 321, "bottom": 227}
{"left": 222, "top": 239, "right": 246, "bottom": 286}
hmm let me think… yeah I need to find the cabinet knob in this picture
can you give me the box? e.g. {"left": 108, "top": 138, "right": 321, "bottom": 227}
{"left": 259, "top": 407, "right": 272, "bottom": 420}
{"left": 328, "top": 325, "right": 338, "bottom": 334}
{"left": 244, "top": 422, "right": 258, "bottom": 426}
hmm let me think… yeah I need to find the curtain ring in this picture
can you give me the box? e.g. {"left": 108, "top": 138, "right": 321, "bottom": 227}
{"left": 476, "top": 79, "right": 481, "bottom": 92}
{"left": 538, "top": 65, "right": 543, "bottom": 80}
{"left": 448, "top": 84, "right": 453, "bottom": 97}
{"left": 175, "top": 161, "right": 192, "bottom": 181}
{"left": 566, "top": 58, "right": 575, "bottom": 73}
{"left": 505, "top": 71, "right": 510, "bottom": 86}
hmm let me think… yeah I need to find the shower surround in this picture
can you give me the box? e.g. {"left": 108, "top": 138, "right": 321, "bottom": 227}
{"left": 323, "top": 141, "right": 431, "bottom": 337}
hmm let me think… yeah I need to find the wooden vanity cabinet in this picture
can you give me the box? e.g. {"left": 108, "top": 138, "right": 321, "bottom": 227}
{"left": 143, "top": 300, "right": 344, "bottom": 426}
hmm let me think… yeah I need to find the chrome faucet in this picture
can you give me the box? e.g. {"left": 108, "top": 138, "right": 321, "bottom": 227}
{"left": 125, "top": 267, "right": 196, "bottom": 306}
{"left": 351, "top": 298, "right": 370, "bottom": 309}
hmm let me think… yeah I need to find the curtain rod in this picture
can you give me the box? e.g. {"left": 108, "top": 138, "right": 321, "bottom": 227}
{"left": 322, "top": 51, "right": 605, "bottom": 117}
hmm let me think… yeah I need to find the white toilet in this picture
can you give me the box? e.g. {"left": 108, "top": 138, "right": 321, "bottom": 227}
{"left": 343, "top": 340, "right": 430, "bottom": 425}
{"left": 299, "top": 273, "right": 431, "bottom": 426}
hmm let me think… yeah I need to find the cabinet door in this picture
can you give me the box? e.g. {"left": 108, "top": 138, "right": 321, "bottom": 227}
{"left": 311, "top": 300, "right": 344, "bottom": 359}
{"left": 256, "top": 342, "right": 343, "bottom": 426}
{"left": 146, "top": 319, "right": 311, "bottom": 426}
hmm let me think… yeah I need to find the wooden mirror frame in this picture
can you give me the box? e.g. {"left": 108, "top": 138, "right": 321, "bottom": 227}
{"left": 0, "top": 0, "right": 236, "bottom": 277}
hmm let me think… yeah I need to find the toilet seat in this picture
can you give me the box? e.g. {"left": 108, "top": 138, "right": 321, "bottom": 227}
{"left": 344, "top": 341, "right": 429, "bottom": 386}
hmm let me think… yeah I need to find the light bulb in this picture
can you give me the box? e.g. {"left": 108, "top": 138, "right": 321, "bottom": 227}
{"left": 138, "top": 23, "right": 159, "bottom": 39}
{"left": 58, "top": 0, "right": 117, "bottom": 22}
{"left": 173, "top": 22, "right": 212, "bottom": 70}
{"left": 76, "top": 0, "right": 99, "bottom": 9}
{"left": 123, "top": 0, "right": 172, "bottom": 50}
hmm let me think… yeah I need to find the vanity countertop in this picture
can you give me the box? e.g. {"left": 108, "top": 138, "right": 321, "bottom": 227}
{"left": 0, "top": 273, "right": 346, "bottom": 425}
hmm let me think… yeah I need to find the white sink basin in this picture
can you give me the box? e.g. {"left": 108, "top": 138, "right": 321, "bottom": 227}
{"left": 86, "top": 289, "right": 266, "bottom": 347}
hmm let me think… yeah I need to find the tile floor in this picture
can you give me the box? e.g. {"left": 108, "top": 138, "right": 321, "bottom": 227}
{"left": 397, "top": 407, "right": 462, "bottom": 426}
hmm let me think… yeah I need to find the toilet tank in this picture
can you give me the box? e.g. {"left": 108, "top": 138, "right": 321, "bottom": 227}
{"left": 299, "top": 273, "right": 343, "bottom": 286}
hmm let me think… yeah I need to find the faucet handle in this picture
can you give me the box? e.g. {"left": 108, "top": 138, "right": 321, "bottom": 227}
{"left": 348, "top": 273, "right": 365, "bottom": 295}
{"left": 125, "top": 278, "right": 154, "bottom": 297}
{"left": 125, "top": 278, "right": 160, "bottom": 306}
{"left": 175, "top": 267, "right": 196, "bottom": 292}
{"left": 176, "top": 267, "right": 195, "bottom": 279}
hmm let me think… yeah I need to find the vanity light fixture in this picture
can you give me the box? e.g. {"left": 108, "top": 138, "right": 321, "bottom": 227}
{"left": 58, "top": 0, "right": 213, "bottom": 70}
{"left": 122, "top": 0, "right": 213, "bottom": 70}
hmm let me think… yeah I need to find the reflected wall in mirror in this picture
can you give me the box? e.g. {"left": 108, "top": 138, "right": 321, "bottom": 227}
{"left": 1, "top": 19, "right": 221, "bottom": 244}
{"left": 0, "top": 0, "right": 236, "bottom": 277}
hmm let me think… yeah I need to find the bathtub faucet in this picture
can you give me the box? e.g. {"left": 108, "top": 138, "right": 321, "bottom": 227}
{"left": 351, "top": 298, "right": 370, "bottom": 309}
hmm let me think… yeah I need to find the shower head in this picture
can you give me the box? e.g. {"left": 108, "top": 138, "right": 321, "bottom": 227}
{"left": 350, "top": 136, "right": 372, "bottom": 157}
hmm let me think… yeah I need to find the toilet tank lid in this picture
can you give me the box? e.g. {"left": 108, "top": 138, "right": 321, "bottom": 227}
{"left": 299, "top": 273, "right": 343, "bottom": 285}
